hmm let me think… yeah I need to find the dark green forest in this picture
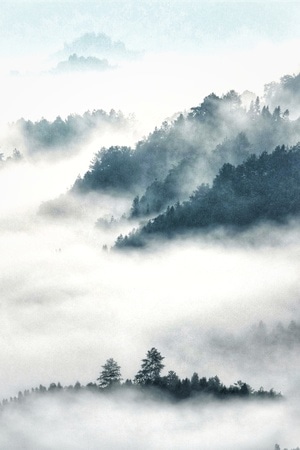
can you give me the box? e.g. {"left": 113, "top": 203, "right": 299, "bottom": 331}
{"left": 116, "top": 144, "right": 300, "bottom": 247}
{"left": 34, "top": 72, "right": 300, "bottom": 247}
{"left": 74, "top": 76, "right": 300, "bottom": 216}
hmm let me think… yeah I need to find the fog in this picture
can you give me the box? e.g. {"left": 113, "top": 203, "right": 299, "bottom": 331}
{"left": 1, "top": 155, "right": 300, "bottom": 448}
{"left": 0, "top": 391, "right": 299, "bottom": 449}
{"left": 0, "top": 1, "right": 300, "bottom": 449}
{"left": 1, "top": 40, "right": 300, "bottom": 126}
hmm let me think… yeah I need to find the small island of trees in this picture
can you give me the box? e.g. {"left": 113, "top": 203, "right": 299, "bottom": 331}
{"left": 1, "top": 348, "right": 282, "bottom": 409}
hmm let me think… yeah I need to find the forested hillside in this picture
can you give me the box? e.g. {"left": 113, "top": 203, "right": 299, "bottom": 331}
{"left": 72, "top": 81, "right": 300, "bottom": 224}
{"left": 14, "top": 109, "right": 132, "bottom": 154}
{"left": 35, "top": 72, "right": 300, "bottom": 247}
{"left": 115, "top": 144, "right": 300, "bottom": 247}
{"left": 2, "top": 2, "right": 300, "bottom": 449}
{"left": 265, "top": 72, "right": 300, "bottom": 117}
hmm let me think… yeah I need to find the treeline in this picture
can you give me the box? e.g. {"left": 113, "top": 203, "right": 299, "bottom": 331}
{"left": 74, "top": 80, "right": 300, "bottom": 215}
{"left": 15, "top": 109, "right": 131, "bottom": 154}
{"left": 265, "top": 72, "right": 300, "bottom": 116}
{"left": 53, "top": 53, "right": 114, "bottom": 73}
{"left": 1, "top": 348, "right": 281, "bottom": 409}
{"left": 115, "top": 144, "right": 300, "bottom": 248}
{"left": 58, "top": 32, "right": 140, "bottom": 61}
{"left": 274, "top": 446, "right": 300, "bottom": 450}
{"left": 226, "top": 320, "right": 300, "bottom": 349}
{"left": 206, "top": 320, "right": 300, "bottom": 362}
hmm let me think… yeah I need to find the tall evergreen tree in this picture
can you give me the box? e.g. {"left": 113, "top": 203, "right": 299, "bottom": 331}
{"left": 97, "top": 358, "right": 122, "bottom": 388}
{"left": 134, "top": 348, "right": 165, "bottom": 384}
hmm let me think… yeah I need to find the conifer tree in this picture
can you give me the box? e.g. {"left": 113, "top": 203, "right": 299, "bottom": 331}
{"left": 134, "top": 348, "right": 165, "bottom": 384}
{"left": 97, "top": 358, "right": 122, "bottom": 388}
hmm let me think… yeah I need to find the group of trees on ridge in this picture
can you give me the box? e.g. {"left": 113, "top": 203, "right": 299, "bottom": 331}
{"left": 29, "top": 71, "right": 300, "bottom": 244}
{"left": 53, "top": 53, "right": 114, "bottom": 74}
{"left": 96, "top": 348, "right": 280, "bottom": 400}
{"left": 265, "top": 72, "right": 300, "bottom": 116}
{"left": 51, "top": 32, "right": 141, "bottom": 74}
{"left": 162, "top": 320, "right": 300, "bottom": 385}
{"left": 115, "top": 143, "right": 300, "bottom": 248}
{"left": 58, "top": 32, "right": 140, "bottom": 62}
{"left": 274, "top": 446, "right": 300, "bottom": 450}
{"left": 73, "top": 75, "right": 300, "bottom": 221}
{"left": 14, "top": 108, "right": 131, "bottom": 154}
{"left": 1, "top": 348, "right": 281, "bottom": 409}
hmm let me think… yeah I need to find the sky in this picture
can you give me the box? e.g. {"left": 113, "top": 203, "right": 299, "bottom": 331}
{"left": 1, "top": 2, "right": 300, "bottom": 53}
{"left": 0, "top": 2, "right": 300, "bottom": 449}
{"left": 0, "top": 1, "right": 299, "bottom": 127}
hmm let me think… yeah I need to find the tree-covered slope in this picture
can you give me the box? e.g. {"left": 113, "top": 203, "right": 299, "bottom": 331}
{"left": 115, "top": 144, "right": 300, "bottom": 248}
{"left": 73, "top": 83, "right": 300, "bottom": 211}
{"left": 264, "top": 72, "right": 300, "bottom": 117}
{"left": 15, "top": 109, "right": 131, "bottom": 154}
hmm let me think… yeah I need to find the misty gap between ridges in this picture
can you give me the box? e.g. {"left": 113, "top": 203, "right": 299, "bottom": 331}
{"left": 0, "top": 1, "right": 299, "bottom": 448}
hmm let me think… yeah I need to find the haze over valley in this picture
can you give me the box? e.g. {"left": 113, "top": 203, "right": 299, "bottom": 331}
{"left": 0, "top": 1, "right": 300, "bottom": 449}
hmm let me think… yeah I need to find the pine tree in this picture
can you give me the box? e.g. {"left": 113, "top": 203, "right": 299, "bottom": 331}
{"left": 97, "top": 358, "right": 122, "bottom": 388}
{"left": 166, "top": 370, "right": 180, "bottom": 391}
{"left": 254, "top": 96, "right": 260, "bottom": 115}
{"left": 191, "top": 372, "right": 200, "bottom": 391}
{"left": 134, "top": 348, "right": 165, "bottom": 384}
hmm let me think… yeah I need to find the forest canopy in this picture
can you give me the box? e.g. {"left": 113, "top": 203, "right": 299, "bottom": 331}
{"left": 14, "top": 109, "right": 131, "bottom": 154}
{"left": 73, "top": 82, "right": 300, "bottom": 216}
{"left": 115, "top": 144, "right": 300, "bottom": 248}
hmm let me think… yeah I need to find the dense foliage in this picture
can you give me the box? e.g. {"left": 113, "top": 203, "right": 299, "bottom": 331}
{"left": 76, "top": 146, "right": 138, "bottom": 192}
{"left": 115, "top": 144, "right": 300, "bottom": 248}
{"left": 265, "top": 73, "right": 300, "bottom": 117}
{"left": 0, "top": 348, "right": 281, "bottom": 409}
{"left": 74, "top": 84, "right": 300, "bottom": 213}
{"left": 97, "top": 358, "right": 122, "bottom": 388}
{"left": 16, "top": 109, "right": 130, "bottom": 154}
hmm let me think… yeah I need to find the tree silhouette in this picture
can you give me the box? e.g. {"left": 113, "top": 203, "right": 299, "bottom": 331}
{"left": 134, "top": 348, "right": 165, "bottom": 384}
{"left": 116, "top": 143, "right": 300, "bottom": 248}
{"left": 97, "top": 358, "right": 122, "bottom": 388}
